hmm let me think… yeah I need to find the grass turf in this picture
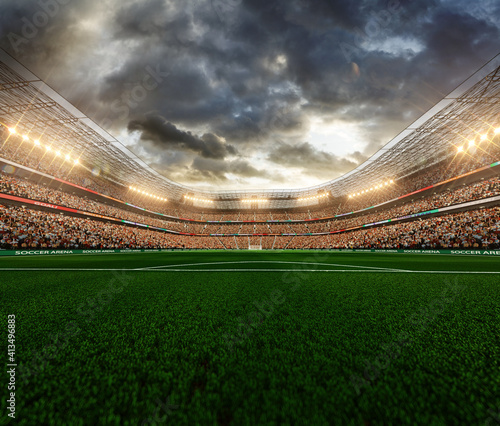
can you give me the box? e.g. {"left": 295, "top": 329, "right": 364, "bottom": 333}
{"left": 0, "top": 251, "right": 499, "bottom": 425}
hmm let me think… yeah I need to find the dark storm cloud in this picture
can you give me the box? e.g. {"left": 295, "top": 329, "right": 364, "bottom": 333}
{"left": 188, "top": 156, "right": 281, "bottom": 182}
{"left": 128, "top": 115, "right": 236, "bottom": 160}
{"left": 0, "top": 0, "right": 499, "bottom": 187}
{"left": 148, "top": 155, "right": 284, "bottom": 186}
{"left": 416, "top": 9, "right": 500, "bottom": 79}
{"left": 268, "top": 141, "right": 361, "bottom": 177}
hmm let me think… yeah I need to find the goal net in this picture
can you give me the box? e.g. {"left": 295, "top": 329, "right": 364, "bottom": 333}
{"left": 248, "top": 244, "right": 262, "bottom": 250}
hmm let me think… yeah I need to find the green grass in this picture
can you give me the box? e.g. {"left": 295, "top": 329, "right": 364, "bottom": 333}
{"left": 0, "top": 251, "right": 499, "bottom": 425}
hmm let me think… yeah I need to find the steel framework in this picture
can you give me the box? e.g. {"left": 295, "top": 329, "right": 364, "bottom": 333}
{"left": 0, "top": 49, "right": 499, "bottom": 210}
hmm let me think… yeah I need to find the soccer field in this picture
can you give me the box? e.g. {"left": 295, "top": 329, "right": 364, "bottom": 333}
{"left": 1, "top": 251, "right": 499, "bottom": 425}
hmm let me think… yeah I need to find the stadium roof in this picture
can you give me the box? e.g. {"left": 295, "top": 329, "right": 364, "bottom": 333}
{"left": 0, "top": 49, "right": 499, "bottom": 209}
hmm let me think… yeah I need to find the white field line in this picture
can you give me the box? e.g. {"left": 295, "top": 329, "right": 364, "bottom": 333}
{"left": 137, "top": 260, "right": 406, "bottom": 272}
{"left": 1, "top": 268, "right": 500, "bottom": 274}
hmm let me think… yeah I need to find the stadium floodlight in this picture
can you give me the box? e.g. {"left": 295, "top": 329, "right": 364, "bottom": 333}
{"left": 34, "top": 139, "right": 40, "bottom": 145}
{"left": 457, "top": 146, "right": 464, "bottom": 153}
{"left": 55, "top": 151, "right": 61, "bottom": 156}
{"left": 22, "top": 135, "right": 29, "bottom": 141}
{"left": 185, "top": 195, "right": 213, "bottom": 203}
{"left": 494, "top": 128, "right": 500, "bottom": 134}
{"left": 298, "top": 193, "right": 329, "bottom": 202}
{"left": 65, "top": 154, "right": 71, "bottom": 160}
{"left": 46, "top": 146, "right": 51, "bottom": 151}
{"left": 8, "top": 128, "right": 16, "bottom": 134}
{"left": 480, "top": 134, "right": 487, "bottom": 141}
{"left": 390, "top": 179, "right": 394, "bottom": 184}
{"left": 74, "top": 159, "right": 79, "bottom": 165}
{"left": 468, "top": 140, "right": 475, "bottom": 148}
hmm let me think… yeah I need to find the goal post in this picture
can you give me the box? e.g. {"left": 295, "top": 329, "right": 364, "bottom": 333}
{"left": 248, "top": 244, "right": 262, "bottom": 250}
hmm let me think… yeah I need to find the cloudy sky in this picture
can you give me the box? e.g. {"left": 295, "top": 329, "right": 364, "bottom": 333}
{"left": 0, "top": 0, "right": 499, "bottom": 190}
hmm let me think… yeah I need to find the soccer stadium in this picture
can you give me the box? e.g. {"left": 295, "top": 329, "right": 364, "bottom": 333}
{"left": 1, "top": 1, "right": 499, "bottom": 425}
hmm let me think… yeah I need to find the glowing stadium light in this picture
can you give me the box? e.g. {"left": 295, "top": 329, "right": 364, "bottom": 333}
{"left": 480, "top": 134, "right": 488, "bottom": 141}
{"left": 129, "top": 186, "right": 166, "bottom": 201}
{"left": 297, "top": 193, "right": 328, "bottom": 202}
{"left": 457, "top": 145, "right": 464, "bottom": 153}
{"left": 46, "top": 146, "right": 51, "bottom": 151}
{"left": 468, "top": 140, "right": 475, "bottom": 148}
{"left": 74, "top": 159, "right": 79, "bottom": 165}
{"left": 34, "top": 139, "right": 40, "bottom": 146}
{"left": 184, "top": 195, "right": 213, "bottom": 203}
{"left": 494, "top": 128, "right": 500, "bottom": 134}
{"left": 22, "top": 135, "right": 29, "bottom": 141}
{"left": 242, "top": 199, "right": 268, "bottom": 203}
{"left": 350, "top": 180, "right": 394, "bottom": 198}
{"left": 8, "top": 128, "right": 16, "bottom": 134}
{"left": 65, "top": 154, "right": 71, "bottom": 160}
{"left": 55, "top": 151, "right": 61, "bottom": 157}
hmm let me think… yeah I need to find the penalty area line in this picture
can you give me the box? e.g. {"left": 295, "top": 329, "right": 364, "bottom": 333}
{"left": 0, "top": 268, "right": 500, "bottom": 273}
{"left": 138, "top": 260, "right": 405, "bottom": 272}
